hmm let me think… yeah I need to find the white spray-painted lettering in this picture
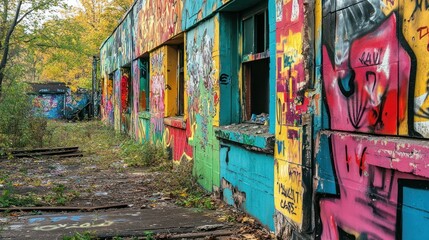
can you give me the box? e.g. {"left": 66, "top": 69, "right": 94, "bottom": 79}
{"left": 33, "top": 220, "right": 114, "bottom": 231}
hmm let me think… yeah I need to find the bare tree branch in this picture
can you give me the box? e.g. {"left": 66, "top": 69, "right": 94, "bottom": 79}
{"left": 0, "top": 0, "right": 22, "bottom": 95}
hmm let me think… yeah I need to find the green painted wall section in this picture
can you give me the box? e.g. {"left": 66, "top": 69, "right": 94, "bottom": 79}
{"left": 186, "top": 16, "right": 220, "bottom": 191}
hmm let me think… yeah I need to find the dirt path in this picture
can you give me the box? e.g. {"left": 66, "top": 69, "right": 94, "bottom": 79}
{"left": 0, "top": 121, "right": 273, "bottom": 239}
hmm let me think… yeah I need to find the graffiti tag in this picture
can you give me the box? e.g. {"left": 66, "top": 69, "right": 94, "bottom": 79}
{"left": 33, "top": 220, "right": 114, "bottom": 231}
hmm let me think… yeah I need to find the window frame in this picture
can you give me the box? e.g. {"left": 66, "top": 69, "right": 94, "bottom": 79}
{"left": 240, "top": 2, "right": 270, "bottom": 123}
{"left": 138, "top": 57, "right": 150, "bottom": 112}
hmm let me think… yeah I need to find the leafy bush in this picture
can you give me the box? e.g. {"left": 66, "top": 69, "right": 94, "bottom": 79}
{"left": 0, "top": 81, "right": 48, "bottom": 149}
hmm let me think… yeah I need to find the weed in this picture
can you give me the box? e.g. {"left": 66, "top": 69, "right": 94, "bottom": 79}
{"left": 121, "top": 140, "right": 168, "bottom": 167}
{"left": 144, "top": 231, "right": 154, "bottom": 240}
{"left": 175, "top": 192, "right": 215, "bottom": 210}
{"left": 53, "top": 184, "right": 66, "bottom": 205}
{"left": 43, "top": 184, "right": 78, "bottom": 206}
{"left": 0, "top": 177, "right": 39, "bottom": 207}
{"left": 63, "top": 231, "right": 94, "bottom": 240}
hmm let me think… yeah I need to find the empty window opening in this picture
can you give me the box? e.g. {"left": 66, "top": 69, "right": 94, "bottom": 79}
{"left": 243, "top": 59, "right": 269, "bottom": 121}
{"left": 241, "top": 2, "right": 270, "bottom": 123}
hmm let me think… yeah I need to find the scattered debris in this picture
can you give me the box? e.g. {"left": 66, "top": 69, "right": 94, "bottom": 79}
{"left": 250, "top": 113, "right": 269, "bottom": 125}
{"left": 196, "top": 224, "right": 224, "bottom": 231}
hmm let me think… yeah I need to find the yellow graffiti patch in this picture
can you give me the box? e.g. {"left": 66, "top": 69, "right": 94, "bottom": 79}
{"left": 400, "top": 1, "right": 429, "bottom": 135}
{"left": 277, "top": 31, "right": 303, "bottom": 79}
{"left": 274, "top": 159, "right": 304, "bottom": 229}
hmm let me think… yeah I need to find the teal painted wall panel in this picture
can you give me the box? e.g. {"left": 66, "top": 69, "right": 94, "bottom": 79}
{"left": 220, "top": 143, "right": 275, "bottom": 230}
{"left": 219, "top": 13, "right": 240, "bottom": 125}
{"left": 182, "top": 0, "right": 228, "bottom": 31}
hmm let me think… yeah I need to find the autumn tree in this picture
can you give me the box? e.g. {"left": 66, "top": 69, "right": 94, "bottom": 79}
{"left": 38, "top": 0, "right": 133, "bottom": 91}
{"left": 0, "top": 0, "right": 64, "bottom": 95}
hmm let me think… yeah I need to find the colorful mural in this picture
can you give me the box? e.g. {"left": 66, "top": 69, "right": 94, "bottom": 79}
{"left": 31, "top": 94, "right": 65, "bottom": 119}
{"left": 274, "top": 0, "right": 315, "bottom": 235}
{"left": 164, "top": 123, "right": 193, "bottom": 161}
{"left": 316, "top": 1, "right": 429, "bottom": 239}
{"left": 317, "top": 132, "right": 429, "bottom": 239}
{"left": 134, "top": 0, "right": 183, "bottom": 56}
{"left": 114, "top": 70, "right": 121, "bottom": 132}
{"left": 149, "top": 48, "right": 166, "bottom": 142}
{"left": 131, "top": 60, "right": 140, "bottom": 140}
{"left": 185, "top": 17, "right": 220, "bottom": 191}
{"left": 99, "top": 0, "right": 429, "bottom": 238}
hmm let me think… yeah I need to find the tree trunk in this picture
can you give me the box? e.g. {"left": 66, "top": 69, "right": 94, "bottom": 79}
{"left": 0, "top": 0, "right": 22, "bottom": 96}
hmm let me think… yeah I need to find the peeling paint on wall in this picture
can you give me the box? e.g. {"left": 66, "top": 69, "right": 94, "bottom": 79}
{"left": 185, "top": 17, "right": 220, "bottom": 191}
{"left": 317, "top": 1, "right": 429, "bottom": 239}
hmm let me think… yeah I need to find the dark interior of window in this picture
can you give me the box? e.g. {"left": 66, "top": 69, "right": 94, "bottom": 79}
{"left": 178, "top": 44, "right": 185, "bottom": 116}
{"left": 242, "top": 7, "right": 269, "bottom": 56}
{"left": 243, "top": 59, "right": 269, "bottom": 120}
{"left": 241, "top": 3, "right": 270, "bottom": 122}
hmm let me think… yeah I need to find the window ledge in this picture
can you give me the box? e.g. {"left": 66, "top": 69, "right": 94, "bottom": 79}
{"left": 215, "top": 123, "right": 274, "bottom": 154}
{"left": 139, "top": 111, "right": 151, "bottom": 120}
{"left": 242, "top": 50, "right": 269, "bottom": 63}
{"left": 164, "top": 116, "right": 186, "bottom": 129}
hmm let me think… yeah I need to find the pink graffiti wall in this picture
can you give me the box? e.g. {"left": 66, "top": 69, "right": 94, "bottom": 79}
{"left": 318, "top": 1, "right": 429, "bottom": 239}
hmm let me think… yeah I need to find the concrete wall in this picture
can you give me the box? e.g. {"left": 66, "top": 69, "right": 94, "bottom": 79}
{"left": 220, "top": 142, "right": 275, "bottom": 230}
{"left": 100, "top": 0, "right": 429, "bottom": 238}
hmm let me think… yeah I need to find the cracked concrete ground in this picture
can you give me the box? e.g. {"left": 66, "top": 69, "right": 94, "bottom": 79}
{"left": 0, "top": 121, "right": 273, "bottom": 239}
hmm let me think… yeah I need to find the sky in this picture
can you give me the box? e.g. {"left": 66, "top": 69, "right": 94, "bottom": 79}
{"left": 68, "top": 0, "right": 81, "bottom": 7}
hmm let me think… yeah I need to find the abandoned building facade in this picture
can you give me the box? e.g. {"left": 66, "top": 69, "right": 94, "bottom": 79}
{"left": 100, "top": 0, "right": 429, "bottom": 238}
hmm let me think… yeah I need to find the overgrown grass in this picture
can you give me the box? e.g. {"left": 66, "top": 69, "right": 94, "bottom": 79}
{"left": 120, "top": 140, "right": 168, "bottom": 167}
{"left": 0, "top": 176, "right": 78, "bottom": 207}
{"left": 42, "top": 184, "right": 80, "bottom": 206}
{"left": 44, "top": 121, "right": 168, "bottom": 169}
{"left": 44, "top": 121, "right": 214, "bottom": 210}
{"left": 62, "top": 231, "right": 94, "bottom": 240}
{"left": 150, "top": 159, "right": 215, "bottom": 210}
{"left": 0, "top": 176, "right": 40, "bottom": 208}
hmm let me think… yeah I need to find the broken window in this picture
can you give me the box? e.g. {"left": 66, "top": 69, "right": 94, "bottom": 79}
{"left": 241, "top": 4, "right": 270, "bottom": 123}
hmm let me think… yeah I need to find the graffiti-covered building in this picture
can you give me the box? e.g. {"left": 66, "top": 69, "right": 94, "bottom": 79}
{"left": 100, "top": 0, "right": 429, "bottom": 238}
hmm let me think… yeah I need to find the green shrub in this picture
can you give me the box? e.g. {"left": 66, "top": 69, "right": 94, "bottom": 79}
{"left": 0, "top": 81, "right": 48, "bottom": 149}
